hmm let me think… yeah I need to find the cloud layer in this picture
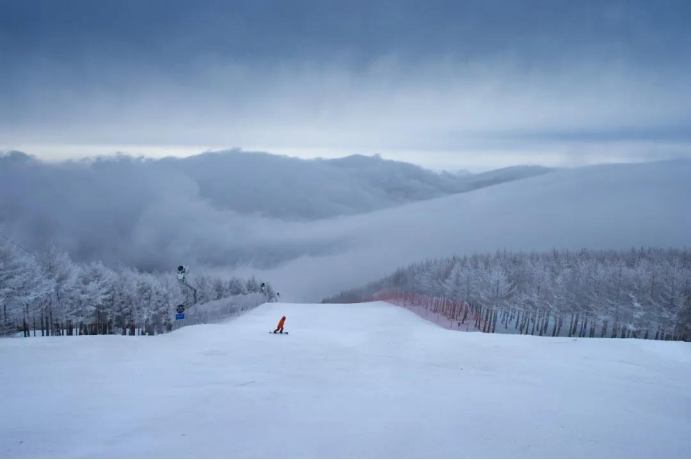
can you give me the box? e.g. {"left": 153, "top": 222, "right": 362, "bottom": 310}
{"left": 2, "top": 150, "right": 689, "bottom": 300}
{"left": 2, "top": 1, "right": 691, "bottom": 167}
{"left": 0, "top": 150, "right": 548, "bottom": 270}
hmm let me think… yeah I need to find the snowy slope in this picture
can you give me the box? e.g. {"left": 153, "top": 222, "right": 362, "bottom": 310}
{"left": 2, "top": 302, "right": 690, "bottom": 458}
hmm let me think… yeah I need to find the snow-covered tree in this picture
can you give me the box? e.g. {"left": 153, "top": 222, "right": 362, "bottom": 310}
{"left": 246, "top": 276, "right": 261, "bottom": 294}
{"left": 0, "top": 239, "right": 52, "bottom": 336}
{"left": 2, "top": 238, "right": 273, "bottom": 337}
{"left": 324, "top": 248, "right": 691, "bottom": 341}
{"left": 228, "top": 277, "right": 248, "bottom": 296}
{"left": 39, "top": 245, "right": 78, "bottom": 335}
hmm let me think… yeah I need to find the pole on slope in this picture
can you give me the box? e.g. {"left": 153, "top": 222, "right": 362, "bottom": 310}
{"left": 176, "top": 265, "right": 198, "bottom": 305}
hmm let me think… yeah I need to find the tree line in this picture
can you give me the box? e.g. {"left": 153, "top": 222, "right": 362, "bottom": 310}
{"left": 1, "top": 238, "right": 276, "bottom": 337}
{"left": 324, "top": 248, "right": 691, "bottom": 341}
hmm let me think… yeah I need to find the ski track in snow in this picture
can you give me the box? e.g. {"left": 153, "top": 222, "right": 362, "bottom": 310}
{"left": 1, "top": 302, "right": 690, "bottom": 458}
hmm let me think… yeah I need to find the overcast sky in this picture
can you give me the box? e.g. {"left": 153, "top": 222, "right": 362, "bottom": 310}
{"left": 2, "top": 0, "right": 691, "bottom": 170}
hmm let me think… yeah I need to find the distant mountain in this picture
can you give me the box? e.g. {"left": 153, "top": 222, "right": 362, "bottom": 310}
{"left": 155, "top": 150, "right": 554, "bottom": 219}
{"left": 446, "top": 169, "right": 473, "bottom": 177}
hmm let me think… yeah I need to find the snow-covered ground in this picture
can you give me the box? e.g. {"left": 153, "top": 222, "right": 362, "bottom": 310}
{"left": 1, "top": 302, "right": 690, "bottom": 458}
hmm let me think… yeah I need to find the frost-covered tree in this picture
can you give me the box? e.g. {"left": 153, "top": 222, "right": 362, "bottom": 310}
{"left": 2, "top": 238, "right": 273, "bottom": 337}
{"left": 325, "top": 248, "right": 691, "bottom": 342}
{"left": 39, "top": 245, "right": 78, "bottom": 335}
{"left": 264, "top": 282, "right": 277, "bottom": 302}
{"left": 0, "top": 240, "right": 52, "bottom": 336}
{"left": 246, "top": 276, "right": 261, "bottom": 294}
{"left": 228, "top": 277, "right": 248, "bottom": 296}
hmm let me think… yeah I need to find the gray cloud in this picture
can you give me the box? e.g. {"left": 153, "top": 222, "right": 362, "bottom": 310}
{"left": 2, "top": 1, "right": 691, "bottom": 168}
{"left": 0, "top": 150, "right": 549, "bottom": 271}
{"left": 4, "top": 58, "right": 691, "bottom": 169}
{"left": 0, "top": 151, "right": 338, "bottom": 270}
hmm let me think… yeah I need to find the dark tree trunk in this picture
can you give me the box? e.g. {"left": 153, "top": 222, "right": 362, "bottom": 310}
{"left": 539, "top": 314, "right": 544, "bottom": 336}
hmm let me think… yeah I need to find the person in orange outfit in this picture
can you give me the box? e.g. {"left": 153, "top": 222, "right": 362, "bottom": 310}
{"left": 273, "top": 316, "right": 286, "bottom": 334}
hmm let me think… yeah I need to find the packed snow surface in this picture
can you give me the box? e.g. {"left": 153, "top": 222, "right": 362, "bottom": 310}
{"left": 1, "top": 302, "right": 690, "bottom": 458}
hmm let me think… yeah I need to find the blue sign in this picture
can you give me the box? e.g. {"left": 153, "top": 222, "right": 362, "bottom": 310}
{"left": 175, "top": 313, "right": 185, "bottom": 320}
